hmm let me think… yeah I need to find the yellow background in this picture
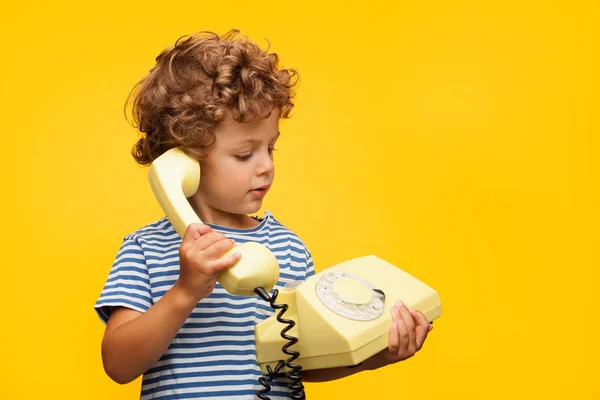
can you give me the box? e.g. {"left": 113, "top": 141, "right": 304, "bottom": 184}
{"left": 1, "top": 0, "right": 598, "bottom": 399}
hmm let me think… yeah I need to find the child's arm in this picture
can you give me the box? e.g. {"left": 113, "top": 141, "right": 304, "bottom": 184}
{"left": 101, "top": 224, "right": 241, "bottom": 384}
{"left": 101, "top": 283, "right": 201, "bottom": 383}
{"left": 299, "top": 350, "right": 388, "bottom": 382}
{"left": 301, "top": 302, "right": 433, "bottom": 382}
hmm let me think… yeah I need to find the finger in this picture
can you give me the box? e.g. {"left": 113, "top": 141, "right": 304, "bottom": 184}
{"left": 392, "top": 306, "right": 410, "bottom": 355}
{"left": 204, "top": 238, "right": 236, "bottom": 260}
{"left": 409, "top": 308, "right": 431, "bottom": 350}
{"left": 387, "top": 320, "right": 400, "bottom": 356}
{"left": 395, "top": 301, "right": 416, "bottom": 353}
{"left": 181, "top": 223, "right": 213, "bottom": 247}
{"left": 209, "top": 251, "right": 242, "bottom": 274}
{"left": 194, "top": 231, "right": 228, "bottom": 252}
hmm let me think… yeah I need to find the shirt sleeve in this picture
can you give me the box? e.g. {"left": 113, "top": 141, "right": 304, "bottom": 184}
{"left": 94, "top": 237, "right": 153, "bottom": 324}
{"left": 305, "top": 246, "right": 316, "bottom": 278}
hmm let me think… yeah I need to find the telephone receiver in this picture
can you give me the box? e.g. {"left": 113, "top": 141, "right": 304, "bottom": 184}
{"left": 148, "top": 147, "right": 280, "bottom": 296}
{"left": 148, "top": 147, "right": 442, "bottom": 381}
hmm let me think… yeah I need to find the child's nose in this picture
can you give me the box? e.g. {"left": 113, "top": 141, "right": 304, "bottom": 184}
{"left": 256, "top": 153, "right": 274, "bottom": 175}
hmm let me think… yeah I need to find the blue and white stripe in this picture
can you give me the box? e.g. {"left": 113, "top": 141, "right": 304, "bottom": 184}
{"left": 95, "top": 211, "right": 315, "bottom": 399}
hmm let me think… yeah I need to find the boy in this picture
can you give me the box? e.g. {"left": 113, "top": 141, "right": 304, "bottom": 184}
{"left": 94, "top": 29, "right": 432, "bottom": 400}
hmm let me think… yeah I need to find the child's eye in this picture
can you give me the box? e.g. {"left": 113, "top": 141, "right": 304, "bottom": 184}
{"left": 268, "top": 147, "right": 277, "bottom": 154}
{"left": 235, "top": 152, "right": 252, "bottom": 161}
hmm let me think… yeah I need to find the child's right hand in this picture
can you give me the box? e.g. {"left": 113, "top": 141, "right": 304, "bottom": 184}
{"left": 175, "top": 223, "right": 241, "bottom": 302}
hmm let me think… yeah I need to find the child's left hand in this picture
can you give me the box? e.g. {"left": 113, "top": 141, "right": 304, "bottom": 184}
{"left": 302, "top": 301, "right": 434, "bottom": 382}
{"left": 383, "top": 300, "right": 433, "bottom": 363}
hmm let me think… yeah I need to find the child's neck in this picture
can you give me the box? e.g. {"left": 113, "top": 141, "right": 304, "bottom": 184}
{"left": 188, "top": 201, "right": 260, "bottom": 230}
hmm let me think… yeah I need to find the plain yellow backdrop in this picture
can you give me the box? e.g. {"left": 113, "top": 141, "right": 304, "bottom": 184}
{"left": 0, "top": 0, "right": 598, "bottom": 399}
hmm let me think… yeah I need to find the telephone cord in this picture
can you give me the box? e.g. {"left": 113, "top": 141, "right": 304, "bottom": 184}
{"left": 255, "top": 287, "right": 305, "bottom": 400}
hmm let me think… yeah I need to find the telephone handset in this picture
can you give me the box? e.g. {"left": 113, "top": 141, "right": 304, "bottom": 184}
{"left": 148, "top": 147, "right": 280, "bottom": 296}
{"left": 148, "top": 147, "right": 443, "bottom": 400}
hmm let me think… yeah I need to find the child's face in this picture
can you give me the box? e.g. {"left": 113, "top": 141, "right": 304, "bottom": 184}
{"left": 194, "top": 109, "right": 280, "bottom": 219}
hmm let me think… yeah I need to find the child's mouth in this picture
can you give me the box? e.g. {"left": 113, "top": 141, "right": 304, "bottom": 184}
{"left": 250, "top": 185, "right": 270, "bottom": 197}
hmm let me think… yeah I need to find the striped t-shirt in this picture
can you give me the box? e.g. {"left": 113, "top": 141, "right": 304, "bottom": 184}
{"left": 94, "top": 210, "right": 315, "bottom": 400}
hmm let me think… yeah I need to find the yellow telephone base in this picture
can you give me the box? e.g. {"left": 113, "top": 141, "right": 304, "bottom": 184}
{"left": 255, "top": 255, "right": 442, "bottom": 373}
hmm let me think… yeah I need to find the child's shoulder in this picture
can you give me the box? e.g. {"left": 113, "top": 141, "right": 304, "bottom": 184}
{"left": 263, "top": 211, "right": 311, "bottom": 253}
{"left": 262, "top": 210, "right": 295, "bottom": 233}
{"left": 122, "top": 216, "right": 176, "bottom": 243}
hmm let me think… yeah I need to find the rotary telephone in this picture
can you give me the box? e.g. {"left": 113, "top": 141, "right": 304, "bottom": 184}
{"left": 148, "top": 148, "right": 443, "bottom": 399}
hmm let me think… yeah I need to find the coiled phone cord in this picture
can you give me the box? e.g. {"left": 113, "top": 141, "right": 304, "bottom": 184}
{"left": 255, "top": 287, "right": 305, "bottom": 400}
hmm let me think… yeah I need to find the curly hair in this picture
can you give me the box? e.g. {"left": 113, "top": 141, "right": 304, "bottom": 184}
{"left": 126, "top": 29, "right": 299, "bottom": 165}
